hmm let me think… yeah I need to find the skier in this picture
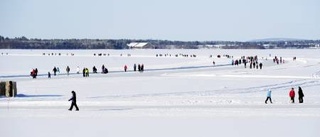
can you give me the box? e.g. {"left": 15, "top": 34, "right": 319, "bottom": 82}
{"left": 265, "top": 89, "right": 272, "bottom": 104}
{"left": 298, "top": 86, "right": 304, "bottom": 103}
{"left": 48, "top": 72, "right": 51, "bottom": 78}
{"left": 68, "top": 91, "right": 79, "bottom": 111}
{"left": 289, "top": 88, "right": 295, "bottom": 103}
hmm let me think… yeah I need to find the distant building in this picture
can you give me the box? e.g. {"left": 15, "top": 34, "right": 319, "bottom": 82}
{"left": 263, "top": 44, "right": 277, "bottom": 49}
{"left": 211, "top": 44, "right": 226, "bottom": 49}
{"left": 127, "top": 42, "right": 149, "bottom": 49}
{"left": 310, "top": 44, "right": 320, "bottom": 49}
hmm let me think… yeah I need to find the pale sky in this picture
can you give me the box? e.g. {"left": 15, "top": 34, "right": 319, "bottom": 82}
{"left": 1, "top": 0, "right": 319, "bottom": 41}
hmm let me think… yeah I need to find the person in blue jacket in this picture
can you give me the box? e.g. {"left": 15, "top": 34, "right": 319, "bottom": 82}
{"left": 265, "top": 89, "right": 273, "bottom": 104}
{"left": 68, "top": 91, "right": 79, "bottom": 111}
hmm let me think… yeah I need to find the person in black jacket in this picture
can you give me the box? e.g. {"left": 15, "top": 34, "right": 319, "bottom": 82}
{"left": 53, "top": 67, "right": 57, "bottom": 76}
{"left": 298, "top": 86, "right": 304, "bottom": 103}
{"left": 68, "top": 91, "right": 79, "bottom": 111}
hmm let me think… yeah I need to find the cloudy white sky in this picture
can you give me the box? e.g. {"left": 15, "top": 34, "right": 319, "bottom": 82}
{"left": 1, "top": 0, "right": 319, "bottom": 41}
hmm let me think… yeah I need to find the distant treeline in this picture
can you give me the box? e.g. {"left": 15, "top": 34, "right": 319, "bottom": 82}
{"left": 0, "top": 36, "right": 319, "bottom": 49}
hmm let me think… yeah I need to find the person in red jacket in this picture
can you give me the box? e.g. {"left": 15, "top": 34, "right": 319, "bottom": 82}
{"left": 289, "top": 88, "right": 295, "bottom": 103}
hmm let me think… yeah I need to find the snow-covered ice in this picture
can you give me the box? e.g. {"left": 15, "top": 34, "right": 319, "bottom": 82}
{"left": 0, "top": 49, "right": 320, "bottom": 137}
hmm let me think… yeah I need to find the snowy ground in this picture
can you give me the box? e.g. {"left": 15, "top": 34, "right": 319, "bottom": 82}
{"left": 0, "top": 49, "right": 320, "bottom": 137}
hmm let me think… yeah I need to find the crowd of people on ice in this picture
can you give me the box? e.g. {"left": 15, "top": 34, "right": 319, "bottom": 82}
{"left": 27, "top": 54, "right": 308, "bottom": 111}
{"left": 32, "top": 54, "right": 291, "bottom": 79}
{"left": 225, "top": 55, "right": 287, "bottom": 70}
{"left": 229, "top": 55, "right": 264, "bottom": 69}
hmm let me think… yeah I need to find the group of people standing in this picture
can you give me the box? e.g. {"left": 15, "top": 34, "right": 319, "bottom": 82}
{"left": 289, "top": 87, "right": 304, "bottom": 103}
{"left": 82, "top": 68, "right": 90, "bottom": 77}
{"left": 101, "top": 65, "right": 109, "bottom": 74}
{"left": 265, "top": 86, "right": 304, "bottom": 104}
{"left": 47, "top": 66, "right": 61, "bottom": 78}
{"left": 133, "top": 63, "right": 144, "bottom": 72}
{"left": 273, "top": 56, "right": 285, "bottom": 64}
{"left": 45, "top": 63, "right": 145, "bottom": 78}
{"left": 52, "top": 66, "right": 60, "bottom": 76}
{"left": 230, "top": 56, "right": 263, "bottom": 70}
{"left": 124, "top": 64, "right": 145, "bottom": 72}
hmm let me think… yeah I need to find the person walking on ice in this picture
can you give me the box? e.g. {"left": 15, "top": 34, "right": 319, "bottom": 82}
{"left": 298, "top": 86, "right": 304, "bottom": 103}
{"left": 265, "top": 89, "right": 272, "bottom": 104}
{"left": 66, "top": 66, "right": 70, "bottom": 76}
{"left": 68, "top": 91, "right": 79, "bottom": 111}
{"left": 124, "top": 65, "right": 128, "bottom": 72}
{"left": 289, "top": 88, "right": 295, "bottom": 103}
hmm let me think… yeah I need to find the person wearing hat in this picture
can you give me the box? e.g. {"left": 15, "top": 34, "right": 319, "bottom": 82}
{"left": 68, "top": 91, "right": 79, "bottom": 111}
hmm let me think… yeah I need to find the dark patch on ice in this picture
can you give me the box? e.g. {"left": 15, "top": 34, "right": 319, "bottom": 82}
{"left": 16, "top": 94, "right": 63, "bottom": 98}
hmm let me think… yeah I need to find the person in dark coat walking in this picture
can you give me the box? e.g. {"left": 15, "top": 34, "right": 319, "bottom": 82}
{"left": 68, "top": 91, "right": 79, "bottom": 111}
{"left": 298, "top": 86, "right": 304, "bottom": 103}
{"left": 53, "top": 67, "right": 57, "bottom": 76}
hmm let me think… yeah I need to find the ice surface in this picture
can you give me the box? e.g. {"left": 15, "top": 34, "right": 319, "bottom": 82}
{"left": 0, "top": 49, "right": 319, "bottom": 137}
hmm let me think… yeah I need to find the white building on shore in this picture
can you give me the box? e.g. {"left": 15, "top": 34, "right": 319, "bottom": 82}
{"left": 127, "top": 42, "right": 149, "bottom": 49}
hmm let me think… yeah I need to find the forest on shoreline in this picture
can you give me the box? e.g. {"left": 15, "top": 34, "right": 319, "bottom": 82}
{"left": 0, "top": 36, "right": 319, "bottom": 49}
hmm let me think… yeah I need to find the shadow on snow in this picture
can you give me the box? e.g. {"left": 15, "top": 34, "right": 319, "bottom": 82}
{"left": 15, "top": 94, "right": 63, "bottom": 98}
